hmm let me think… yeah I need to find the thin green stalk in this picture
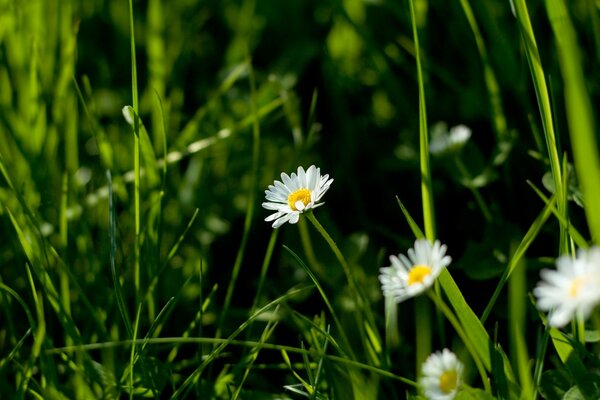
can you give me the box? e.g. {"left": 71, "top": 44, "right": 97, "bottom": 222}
{"left": 513, "top": 0, "right": 566, "bottom": 252}
{"left": 128, "top": 0, "right": 141, "bottom": 305}
{"left": 129, "top": 304, "right": 142, "bottom": 400}
{"left": 305, "top": 212, "right": 356, "bottom": 292}
{"left": 59, "top": 173, "right": 71, "bottom": 325}
{"left": 283, "top": 245, "right": 356, "bottom": 361}
{"left": 458, "top": 0, "right": 508, "bottom": 149}
{"left": 250, "top": 229, "right": 279, "bottom": 315}
{"left": 427, "top": 290, "right": 491, "bottom": 394}
{"left": 298, "top": 217, "right": 326, "bottom": 277}
{"left": 408, "top": 0, "right": 435, "bottom": 371}
{"left": 407, "top": 0, "right": 435, "bottom": 241}
{"left": 454, "top": 157, "right": 492, "bottom": 222}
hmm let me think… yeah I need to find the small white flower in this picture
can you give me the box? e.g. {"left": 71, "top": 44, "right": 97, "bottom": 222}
{"left": 420, "top": 349, "right": 464, "bottom": 400}
{"left": 534, "top": 246, "right": 600, "bottom": 328}
{"left": 379, "top": 239, "right": 451, "bottom": 303}
{"left": 429, "top": 122, "right": 472, "bottom": 155}
{"left": 262, "top": 165, "right": 333, "bottom": 229}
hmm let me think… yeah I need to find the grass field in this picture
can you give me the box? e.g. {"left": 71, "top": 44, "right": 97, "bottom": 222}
{"left": 1, "top": 0, "right": 600, "bottom": 398}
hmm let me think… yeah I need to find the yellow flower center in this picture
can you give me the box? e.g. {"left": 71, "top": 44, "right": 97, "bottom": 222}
{"left": 287, "top": 188, "right": 312, "bottom": 211}
{"left": 569, "top": 276, "right": 587, "bottom": 297}
{"left": 407, "top": 265, "right": 432, "bottom": 286}
{"left": 439, "top": 369, "right": 458, "bottom": 394}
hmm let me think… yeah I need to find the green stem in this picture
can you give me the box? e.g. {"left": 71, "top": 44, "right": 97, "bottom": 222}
{"left": 298, "top": 217, "right": 326, "bottom": 277}
{"left": 250, "top": 229, "right": 279, "bottom": 315}
{"left": 305, "top": 212, "right": 356, "bottom": 292}
{"left": 128, "top": 0, "right": 141, "bottom": 305}
{"left": 427, "top": 290, "right": 491, "bottom": 394}
{"left": 454, "top": 157, "right": 493, "bottom": 222}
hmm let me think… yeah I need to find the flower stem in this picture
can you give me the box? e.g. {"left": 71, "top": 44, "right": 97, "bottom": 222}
{"left": 306, "top": 212, "right": 356, "bottom": 293}
{"left": 454, "top": 156, "right": 492, "bottom": 222}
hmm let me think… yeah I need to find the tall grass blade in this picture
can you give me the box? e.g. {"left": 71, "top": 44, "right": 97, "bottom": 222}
{"left": 545, "top": 0, "right": 600, "bottom": 243}
{"left": 512, "top": 0, "right": 567, "bottom": 252}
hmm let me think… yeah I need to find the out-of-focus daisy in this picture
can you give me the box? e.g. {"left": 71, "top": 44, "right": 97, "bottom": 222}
{"left": 429, "top": 122, "right": 472, "bottom": 155}
{"left": 379, "top": 239, "right": 451, "bottom": 303}
{"left": 262, "top": 165, "right": 333, "bottom": 229}
{"left": 420, "top": 349, "right": 464, "bottom": 400}
{"left": 534, "top": 246, "right": 600, "bottom": 328}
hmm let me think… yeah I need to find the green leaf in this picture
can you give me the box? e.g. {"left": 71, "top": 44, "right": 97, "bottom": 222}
{"left": 455, "top": 386, "right": 496, "bottom": 400}
{"left": 538, "top": 369, "right": 571, "bottom": 400}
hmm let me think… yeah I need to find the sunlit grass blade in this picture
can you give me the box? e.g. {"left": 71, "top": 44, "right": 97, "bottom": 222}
{"left": 545, "top": 0, "right": 600, "bottom": 243}
{"left": 512, "top": 0, "right": 566, "bottom": 252}
{"left": 395, "top": 196, "right": 425, "bottom": 240}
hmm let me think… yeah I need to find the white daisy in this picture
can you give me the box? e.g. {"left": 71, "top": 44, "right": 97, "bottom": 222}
{"left": 429, "top": 123, "right": 472, "bottom": 155}
{"left": 420, "top": 348, "right": 464, "bottom": 400}
{"left": 379, "top": 239, "right": 451, "bottom": 303}
{"left": 533, "top": 246, "right": 600, "bottom": 328}
{"left": 262, "top": 165, "right": 333, "bottom": 229}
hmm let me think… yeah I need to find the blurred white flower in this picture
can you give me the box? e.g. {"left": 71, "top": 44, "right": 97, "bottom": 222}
{"left": 122, "top": 105, "right": 135, "bottom": 126}
{"left": 534, "top": 246, "right": 600, "bottom": 328}
{"left": 262, "top": 165, "right": 333, "bottom": 229}
{"left": 429, "top": 122, "right": 472, "bottom": 155}
{"left": 420, "top": 348, "right": 464, "bottom": 400}
{"left": 379, "top": 239, "right": 451, "bottom": 303}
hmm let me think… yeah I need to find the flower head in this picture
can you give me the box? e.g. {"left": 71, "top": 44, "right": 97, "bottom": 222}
{"left": 534, "top": 246, "right": 600, "bottom": 328}
{"left": 379, "top": 239, "right": 451, "bottom": 303}
{"left": 262, "top": 165, "right": 333, "bottom": 229}
{"left": 429, "top": 122, "right": 472, "bottom": 155}
{"left": 420, "top": 349, "right": 463, "bottom": 400}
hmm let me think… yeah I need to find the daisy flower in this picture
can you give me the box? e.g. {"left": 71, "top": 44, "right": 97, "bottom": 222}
{"left": 262, "top": 165, "right": 333, "bottom": 229}
{"left": 533, "top": 246, "right": 600, "bottom": 328}
{"left": 429, "top": 122, "right": 472, "bottom": 155}
{"left": 420, "top": 349, "right": 464, "bottom": 400}
{"left": 379, "top": 239, "right": 451, "bottom": 303}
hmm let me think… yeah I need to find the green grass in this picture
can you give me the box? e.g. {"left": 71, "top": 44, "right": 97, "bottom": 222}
{"left": 1, "top": 0, "right": 600, "bottom": 398}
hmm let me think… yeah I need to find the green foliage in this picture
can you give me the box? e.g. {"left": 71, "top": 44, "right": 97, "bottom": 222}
{"left": 1, "top": 0, "right": 600, "bottom": 398}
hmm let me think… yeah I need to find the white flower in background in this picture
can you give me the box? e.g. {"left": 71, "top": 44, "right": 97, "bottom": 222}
{"left": 534, "top": 246, "right": 600, "bottom": 328}
{"left": 122, "top": 105, "right": 135, "bottom": 126}
{"left": 379, "top": 239, "right": 451, "bottom": 303}
{"left": 420, "top": 349, "right": 464, "bottom": 400}
{"left": 262, "top": 165, "right": 333, "bottom": 229}
{"left": 429, "top": 122, "right": 472, "bottom": 155}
